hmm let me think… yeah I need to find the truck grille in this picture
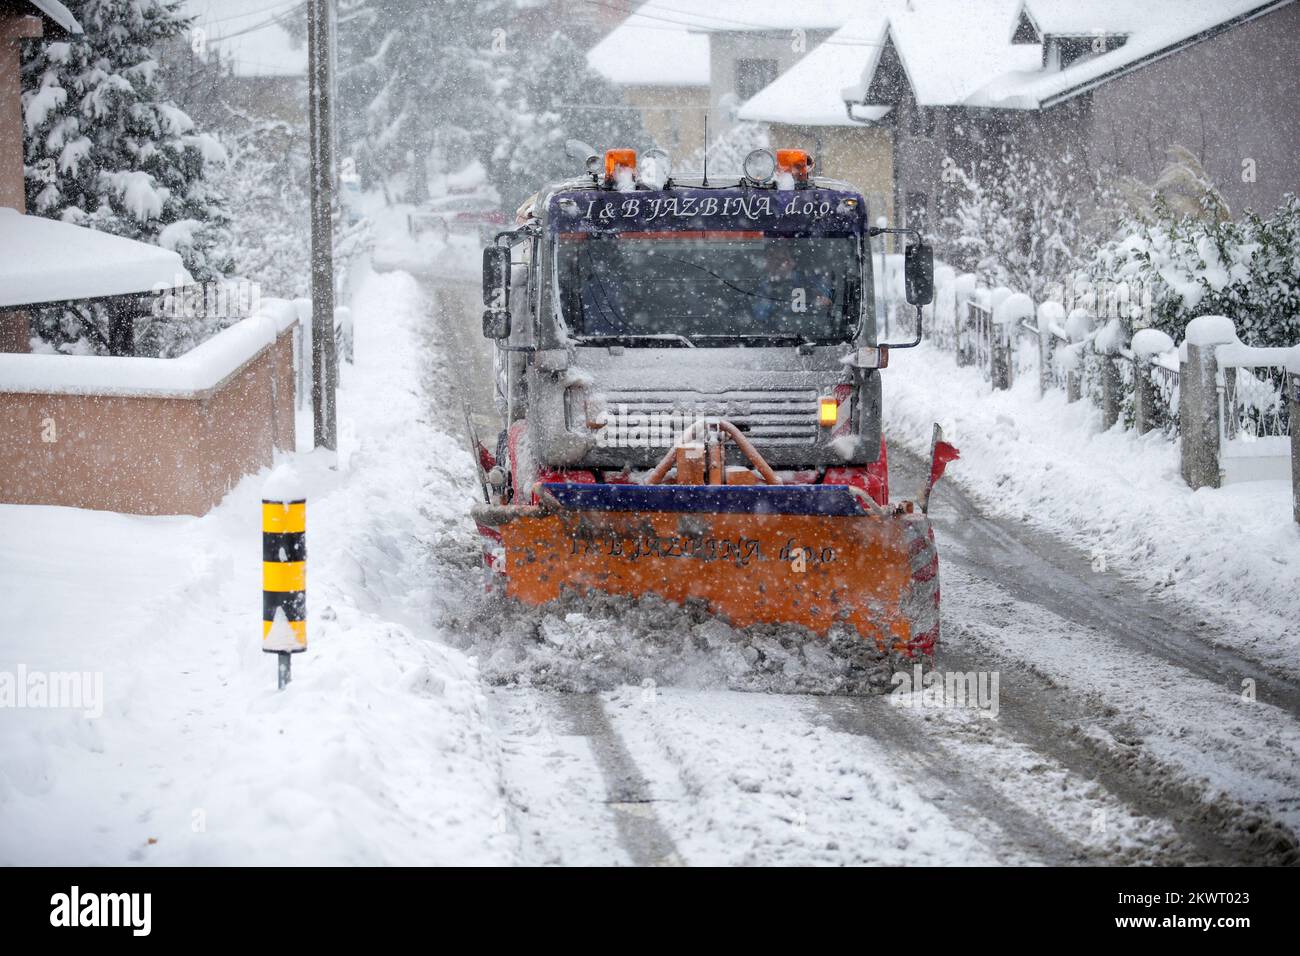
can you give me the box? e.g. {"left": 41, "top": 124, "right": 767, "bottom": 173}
{"left": 596, "top": 389, "right": 821, "bottom": 445}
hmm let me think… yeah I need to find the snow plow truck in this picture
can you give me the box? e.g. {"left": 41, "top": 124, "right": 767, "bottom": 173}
{"left": 469, "top": 146, "right": 957, "bottom": 658}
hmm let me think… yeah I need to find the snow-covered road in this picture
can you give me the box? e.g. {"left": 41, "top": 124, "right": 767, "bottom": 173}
{"left": 2, "top": 255, "right": 1294, "bottom": 866}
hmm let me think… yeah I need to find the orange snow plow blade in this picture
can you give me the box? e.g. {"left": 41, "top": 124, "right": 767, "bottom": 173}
{"left": 474, "top": 484, "right": 940, "bottom": 656}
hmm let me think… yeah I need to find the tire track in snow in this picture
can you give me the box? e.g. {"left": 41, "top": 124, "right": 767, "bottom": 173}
{"left": 486, "top": 688, "right": 684, "bottom": 866}
{"left": 894, "top": 446, "right": 1300, "bottom": 863}
{"left": 552, "top": 694, "right": 682, "bottom": 866}
{"left": 893, "top": 445, "right": 1300, "bottom": 717}
{"left": 938, "top": 564, "right": 1300, "bottom": 865}
{"left": 814, "top": 697, "right": 1089, "bottom": 865}
{"left": 422, "top": 274, "right": 682, "bottom": 866}
{"left": 602, "top": 688, "right": 1020, "bottom": 866}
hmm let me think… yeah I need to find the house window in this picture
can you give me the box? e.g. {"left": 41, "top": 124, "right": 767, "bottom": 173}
{"left": 735, "top": 58, "right": 778, "bottom": 101}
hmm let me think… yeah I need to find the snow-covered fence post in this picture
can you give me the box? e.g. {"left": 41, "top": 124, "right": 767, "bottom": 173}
{"left": 991, "top": 292, "right": 1033, "bottom": 392}
{"left": 1290, "top": 358, "right": 1300, "bottom": 525}
{"left": 1064, "top": 308, "right": 1093, "bottom": 403}
{"left": 954, "top": 274, "right": 978, "bottom": 366}
{"left": 262, "top": 466, "right": 307, "bottom": 689}
{"left": 1037, "top": 301, "right": 1065, "bottom": 398}
{"left": 1095, "top": 319, "right": 1124, "bottom": 430}
{"left": 1131, "top": 329, "right": 1176, "bottom": 435}
{"left": 957, "top": 300, "right": 974, "bottom": 367}
{"left": 991, "top": 325, "right": 1012, "bottom": 391}
{"left": 1179, "top": 316, "right": 1238, "bottom": 490}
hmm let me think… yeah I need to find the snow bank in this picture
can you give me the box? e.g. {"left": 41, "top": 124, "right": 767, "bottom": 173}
{"left": 0, "top": 268, "right": 513, "bottom": 864}
{"left": 0, "top": 299, "right": 297, "bottom": 397}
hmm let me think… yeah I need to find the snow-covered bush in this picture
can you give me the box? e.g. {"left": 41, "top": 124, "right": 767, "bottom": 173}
{"left": 938, "top": 146, "right": 1095, "bottom": 303}
{"left": 21, "top": 0, "right": 235, "bottom": 355}
{"left": 22, "top": 0, "right": 233, "bottom": 280}
{"left": 211, "top": 120, "right": 311, "bottom": 300}
{"left": 678, "top": 121, "right": 770, "bottom": 180}
{"left": 336, "top": 4, "right": 648, "bottom": 210}
{"left": 1087, "top": 194, "right": 1300, "bottom": 348}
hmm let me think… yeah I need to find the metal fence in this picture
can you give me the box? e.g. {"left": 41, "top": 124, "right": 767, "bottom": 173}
{"left": 902, "top": 272, "right": 1297, "bottom": 515}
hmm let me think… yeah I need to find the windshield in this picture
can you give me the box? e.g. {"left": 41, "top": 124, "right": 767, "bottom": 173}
{"left": 555, "top": 233, "right": 860, "bottom": 345}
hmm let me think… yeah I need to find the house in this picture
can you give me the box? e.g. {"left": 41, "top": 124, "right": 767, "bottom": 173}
{"left": 740, "top": 0, "right": 1300, "bottom": 231}
{"left": 585, "top": 4, "right": 711, "bottom": 156}
{"left": 510, "top": 0, "right": 630, "bottom": 51}
{"left": 586, "top": 0, "right": 861, "bottom": 157}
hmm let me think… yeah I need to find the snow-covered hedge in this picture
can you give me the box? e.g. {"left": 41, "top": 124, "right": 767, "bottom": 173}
{"left": 1087, "top": 195, "right": 1300, "bottom": 349}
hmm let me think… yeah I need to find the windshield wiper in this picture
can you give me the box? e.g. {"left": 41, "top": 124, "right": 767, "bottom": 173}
{"left": 577, "top": 333, "right": 697, "bottom": 348}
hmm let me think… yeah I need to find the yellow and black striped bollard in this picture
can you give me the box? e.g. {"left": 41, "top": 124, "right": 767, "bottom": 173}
{"left": 263, "top": 494, "right": 307, "bottom": 688}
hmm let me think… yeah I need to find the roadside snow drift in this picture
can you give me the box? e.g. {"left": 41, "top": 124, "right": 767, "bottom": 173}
{"left": 882, "top": 343, "right": 1300, "bottom": 678}
{"left": 0, "top": 269, "right": 513, "bottom": 865}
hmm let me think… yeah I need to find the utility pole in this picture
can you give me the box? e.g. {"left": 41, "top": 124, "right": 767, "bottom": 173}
{"left": 307, "top": 0, "right": 337, "bottom": 450}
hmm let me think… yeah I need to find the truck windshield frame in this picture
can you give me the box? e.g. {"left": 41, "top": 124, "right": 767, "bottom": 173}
{"left": 554, "top": 231, "right": 861, "bottom": 347}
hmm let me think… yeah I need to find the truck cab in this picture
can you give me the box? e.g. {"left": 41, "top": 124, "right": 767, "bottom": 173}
{"left": 481, "top": 147, "right": 930, "bottom": 499}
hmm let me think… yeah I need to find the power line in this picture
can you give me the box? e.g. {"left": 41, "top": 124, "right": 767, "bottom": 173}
{"left": 190, "top": 0, "right": 304, "bottom": 30}
{"left": 585, "top": 0, "right": 883, "bottom": 49}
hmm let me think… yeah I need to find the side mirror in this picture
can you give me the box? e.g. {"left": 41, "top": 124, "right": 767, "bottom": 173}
{"left": 482, "top": 246, "right": 511, "bottom": 310}
{"left": 482, "top": 308, "right": 511, "bottom": 340}
{"left": 904, "top": 241, "right": 934, "bottom": 306}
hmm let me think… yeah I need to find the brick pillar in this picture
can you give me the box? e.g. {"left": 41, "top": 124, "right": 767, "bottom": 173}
{"left": 0, "top": 15, "right": 44, "bottom": 212}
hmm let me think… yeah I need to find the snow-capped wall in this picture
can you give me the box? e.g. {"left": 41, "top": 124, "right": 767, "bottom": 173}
{"left": 0, "top": 299, "right": 298, "bottom": 398}
{"left": 0, "top": 301, "right": 298, "bottom": 516}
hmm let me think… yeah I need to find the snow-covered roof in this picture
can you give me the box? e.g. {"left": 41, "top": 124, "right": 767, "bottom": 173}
{"left": 742, "top": 0, "right": 1293, "bottom": 121}
{"left": 182, "top": 0, "right": 306, "bottom": 79}
{"left": 980, "top": 0, "right": 1293, "bottom": 108}
{"left": 24, "top": 0, "right": 82, "bottom": 34}
{"left": 587, "top": 0, "right": 864, "bottom": 87}
{"left": 737, "top": 13, "right": 893, "bottom": 126}
{"left": 586, "top": 5, "right": 709, "bottom": 87}
{"left": 886, "top": 0, "right": 1042, "bottom": 107}
{"left": 740, "top": 2, "right": 1039, "bottom": 124}
{"left": 0, "top": 209, "right": 192, "bottom": 309}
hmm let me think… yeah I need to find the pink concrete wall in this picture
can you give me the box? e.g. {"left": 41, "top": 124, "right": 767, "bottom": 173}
{"left": 0, "top": 327, "right": 297, "bottom": 516}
